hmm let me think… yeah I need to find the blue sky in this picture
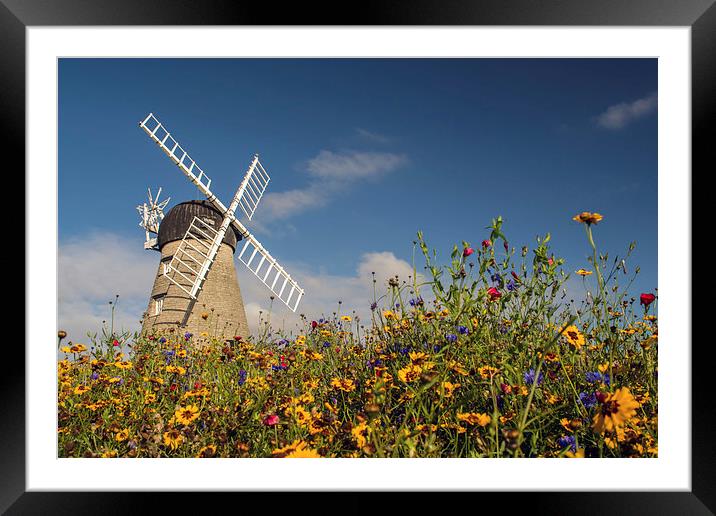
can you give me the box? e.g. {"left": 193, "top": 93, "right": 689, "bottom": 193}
{"left": 58, "top": 58, "right": 657, "bottom": 338}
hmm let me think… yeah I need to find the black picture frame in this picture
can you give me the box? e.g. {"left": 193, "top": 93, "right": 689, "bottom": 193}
{"left": 4, "top": 0, "right": 710, "bottom": 513}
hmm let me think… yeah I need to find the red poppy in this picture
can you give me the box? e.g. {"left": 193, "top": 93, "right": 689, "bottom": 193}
{"left": 487, "top": 287, "right": 502, "bottom": 301}
{"left": 640, "top": 293, "right": 656, "bottom": 307}
{"left": 113, "top": 339, "right": 120, "bottom": 347}
{"left": 170, "top": 384, "right": 177, "bottom": 392}
{"left": 547, "top": 257, "right": 554, "bottom": 266}
{"left": 311, "top": 320, "right": 318, "bottom": 330}
{"left": 463, "top": 247, "right": 475, "bottom": 258}
{"left": 234, "top": 335, "right": 242, "bottom": 341}
{"left": 263, "top": 414, "right": 279, "bottom": 426}
{"left": 482, "top": 239, "right": 492, "bottom": 248}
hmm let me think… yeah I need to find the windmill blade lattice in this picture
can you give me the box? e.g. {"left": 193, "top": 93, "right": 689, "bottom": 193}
{"left": 139, "top": 112, "right": 305, "bottom": 312}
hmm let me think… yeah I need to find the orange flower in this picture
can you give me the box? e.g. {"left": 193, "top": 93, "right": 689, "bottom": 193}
{"left": 572, "top": 212, "right": 603, "bottom": 225}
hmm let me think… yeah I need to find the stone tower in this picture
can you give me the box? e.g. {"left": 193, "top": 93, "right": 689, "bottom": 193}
{"left": 141, "top": 200, "right": 249, "bottom": 339}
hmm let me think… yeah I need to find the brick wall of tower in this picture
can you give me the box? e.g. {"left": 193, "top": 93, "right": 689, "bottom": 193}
{"left": 140, "top": 240, "right": 250, "bottom": 339}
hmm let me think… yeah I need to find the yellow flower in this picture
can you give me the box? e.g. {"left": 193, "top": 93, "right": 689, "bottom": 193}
{"left": 592, "top": 387, "right": 640, "bottom": 434}
{"left": 397, "top": 364, "right": 423, "bottom": 383}
{"left": 330, "top": 378, "right": 356, "bottom": 392}
{"left": 351, "top": 421, "right": 370, "bottom": 448}
{"left": 575, "top": 269, "right": 593, "bottom": 276}
{"left": 163, "top": 429, "right": 183, "bottom": 450}
{"left": 113, "top": 361, "right": 133, "bottom": 370}
{"left": 272, "top": 440, "right": 321, "bottom": 458}
{"left": 196, "top": 444, "right": 217, "bottom": 458}
{"left": 457, "top": 412, "right": 491, "bottom": 427}
{"left": 174, "top": 404, "right": 201, "bottom": 425}
{"left": 562, "top": 325, "right": 585, "bottom": 349}
{"left": 572, "top": 211, "right": 603, "bottom": 225}
{"left": 286, "top": 447, "right": 321, "bottom": 458}
{"left": 69, "top": 344, "right": 88, "bottom": 353}
{"left": 382, "top": 310, "right": 396, "bottom": 319}
{"left": 565, "top": 448, "right": 585, "bottom": 458}
{"left": 115, "top": 429, "right": 130, "bottom": 442}
{"left": 166, "top": 365, "right": 187, "bottom": 375}
{"left": 478, "top": 365, "right": 500, "bottom": 379}
{"left": 597, "top": 363, "right": 609, "bottom": 374}
{"left": 340, "top": 315, "right": 352, "bottom": 322}
{"left": 74, "top": 385, "right": 91, "bottom": 395}
{"left": 439, "top": 381, "right": 460, "bottom": 398}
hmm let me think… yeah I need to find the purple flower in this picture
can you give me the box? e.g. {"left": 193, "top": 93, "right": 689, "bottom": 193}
{"left": 370, "top": 302, "right": 378, "bottom": 311}
{"left": 322, "top": 341, "right": 331, "bottom": 348}
{"left": 159, "top": 337, "right": 166, "bottom": 344}
{"left": 524, "top": 368, "right": 544, "bottom": 386}
{"left": 184, "top": 332, "right": 192, "bottom": 340}
{"left": 585, "top": 371, "right": 610, "bottom": 386}
{"left": 445, "top": 333, "right": 458, "bottom": 342}
{"left": 238, "top": 369, "right": 247, "bottom": 386}
{"left": 506, "top": 280, "right": 516, "bottom": 291}
{"left": 90, "top": 372, "right": 99, "bottom": 380}
{"left": 457, "top": 326, "right": 469, "bottom": 335}
{"left": 579, "top": 391, "right": 597, "bottom": 409}
{"left": 557, "top": 435, "right": 577, "bottom": 452}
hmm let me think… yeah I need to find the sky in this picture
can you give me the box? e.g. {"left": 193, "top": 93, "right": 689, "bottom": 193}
{"left": 58, "top": 58, "right": 658, "bottom": 341}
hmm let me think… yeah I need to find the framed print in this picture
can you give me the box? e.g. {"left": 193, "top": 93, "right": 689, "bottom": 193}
{"left": 4, "top": 0, "right": 712, "bottom": 513}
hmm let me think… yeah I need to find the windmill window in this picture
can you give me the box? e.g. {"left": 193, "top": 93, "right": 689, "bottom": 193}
{"left": 154, "top": 296, "right": 164, "bottom": 316}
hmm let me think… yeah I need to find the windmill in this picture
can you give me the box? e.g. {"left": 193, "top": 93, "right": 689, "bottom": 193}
{"left": 137, "top": 187, "right": 170, "bottom": 250}
{"left": 137, "top": 113, "right": 304, "bottom": 338}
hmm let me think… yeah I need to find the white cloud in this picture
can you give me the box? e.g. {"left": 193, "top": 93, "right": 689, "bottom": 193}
{"left": 596, "top": 92, "right": 657, "bottom": 130}
{"left": 356, "top": 127, "right": 390, "bottom": 144}
{"left": 58, "top": 232, "right": 157, "bottom": 342}
{"left": 58, "top": 231, "right": 419, "bottom": 341}
{"left": 307, "top": 150, "right": 406, "bottom": 181}
{"left": 258, "top": 149, "right": 406, "bottom": 224}
{"left": 236, "top": 251, "right": 421, "bottom": 336}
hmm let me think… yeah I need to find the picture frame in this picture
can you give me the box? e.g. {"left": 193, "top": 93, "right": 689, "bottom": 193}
{"left": 5, "top": 0, "right": 710, "bottom": 512}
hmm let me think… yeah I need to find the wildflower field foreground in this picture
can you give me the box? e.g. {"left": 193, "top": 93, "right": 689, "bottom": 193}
{"left": 57, "top": 214, "right": 658, "bottom": 458}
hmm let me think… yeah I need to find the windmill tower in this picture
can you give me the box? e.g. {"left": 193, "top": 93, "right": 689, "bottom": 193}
{"left": 137, "top": 113, "right": 304, "bottom": 339}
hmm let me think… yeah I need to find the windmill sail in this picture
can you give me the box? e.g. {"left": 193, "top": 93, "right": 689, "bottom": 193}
{"left": 140, "top": 113, "right": 305, "bottom": 312}
{"left": 237, "top": 157, "right": 270, "bottom": 221}
{"left": 238, "top": 233, "right": 304, "bottom": 313}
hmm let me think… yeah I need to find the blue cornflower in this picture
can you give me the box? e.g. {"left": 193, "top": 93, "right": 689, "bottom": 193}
{"left": 457, "top": 326, "right": 469, "bottom": 335}
{"left": 277, "top": 339, "right": 289, "bottom": 347}
{"left": 557, "top": 435, "right": 577, "bottom": 452}
{"left": 399, "top": 347, "right": 410, "bottom": 355}
{"left": 159, "top": 337, "right": 166, "bottom": 344}
{"left": 395, "top": 303, "right": 400, "bottom": 309}
{"left": 370, "top": 302, "right": 378, "bottom": 311}
{"left": 491, "top": 273, "right": 503, "bottom": 285}
{"left": 445, "top": 333, "right": 458, "bottom": 342}
{"left": 585, "top": 371, "right": 610, "bottom": 385}
{"left": 524, "top": 368, "right": 544, "bottom": 386}
{"left": 409, "top": 297, "right": 423, "bottom": 307}
{"left": 433, "top": 344, "right": 442, "bottom": 353}
{"left": 322, "top": 341, "right": 331, "bottom": 348}
{"left": 238, "top": 369, "right": 247, "bottom": 386}
{"left": 90, "top": 372, "right": 99, "bottom": 380}
{"left": 184, "top": 332, "right": 192, "bottom": 340}
{"left": 579, "top": 391, "right": 597, "bottom": 409}
{"left": 506, "top": 280, "right": 516, "bottom": 291}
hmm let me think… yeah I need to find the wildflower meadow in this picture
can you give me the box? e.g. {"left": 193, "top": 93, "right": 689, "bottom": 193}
{"left": 57, "top": 213, "right": 658, "bottom": 458}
